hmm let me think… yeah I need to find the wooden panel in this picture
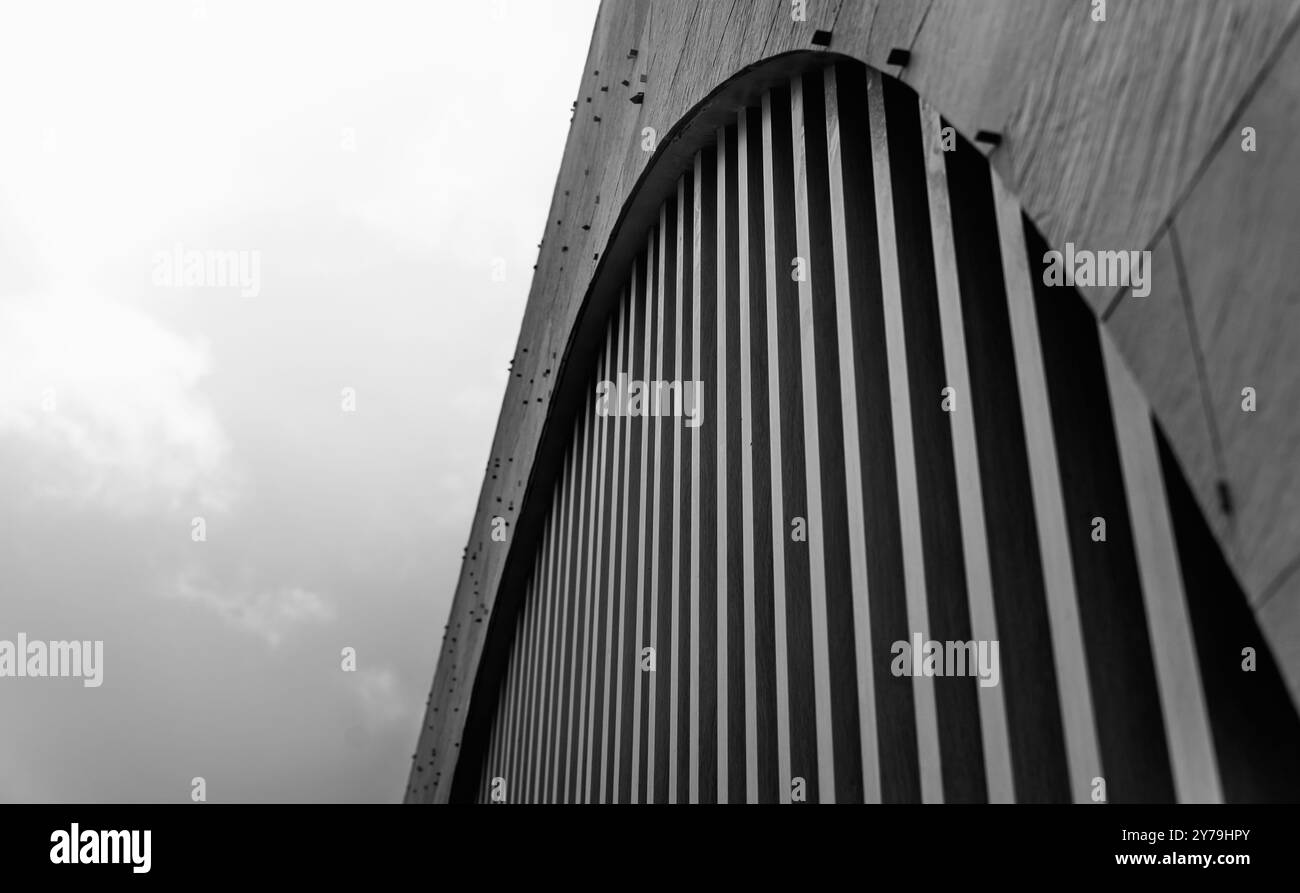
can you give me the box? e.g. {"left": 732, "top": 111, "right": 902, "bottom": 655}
{"left": 409, "top": 0, "right": 1300, "bottom": 801}
{"left": 1107, "top": 232, "right": 1230, "bottom": 551}
{"left": 1173, "top": 45, "right": 1300, "bottom": 604}
{"left": 898, "top": 0, "right": 1300, "bottom": 315}
{"left": 434, "top": 61, "right": 1300, "bottom": 804}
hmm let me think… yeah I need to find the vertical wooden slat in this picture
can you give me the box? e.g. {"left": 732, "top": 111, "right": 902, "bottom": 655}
{"left": 546, "top": 513, "right": 563, "bottom": 803}
{"left": 676, "top": 168, "right": 696, "bottom": 803}
{"left": 991, "top": 168, "right": 1102, "bottom": 803}
{"left": 580, "top": 323, "right": 610, "bottom": 802}
{"left": 610, "top": 285, "right": 634, "bottom": 802}
{"left": 714, "top": 128, "right": 731, "bottom": 804}
{"left": 695, "top": 143, "right": 719, "bottom": 804}
{"left": 519, "top": 568, "right": 538, "bottom": 802}
{"left": 744, "top": 102, "right": 781, "bottom": 804}
{"left": 722, "top": 120, "right": 748, "bottom": 803}
{"left": 646, "top": 204, "right": 667, "bottom": 803}
{"left": 824, "top": 63, "right": 881, "bottom": 802}
{"left": 517, "top": 576, "right": 540, "bottom": 801}
{"left": 669, "top": 175, "right": 685, "bottom": 804}
{"left": 591, "top": 313, "right": 615, "bottom": 801}
{"left": 570, "top": 401, "right": 593, "bottom": 802}
{"left": 574, "top": 387, "right": 594, "bottom": 801}
{"left": 519, "top": 588, "right": 538, "bottom": 800}
{"left": 919, "top": 103, "right": 1014, "bottom": 802}
{"left": 760, "top": 88, "right": 796, "bottom": 804}
{"left": 482, "top": 681, "right": 498, "bottom": 803}
{"left": 506, "top": 580, "right": 527, "bottom": 801}
{"left": 599, "top": 296, "right": 627, "bottom": 803}
{"left": 690, "top": 152, "right": 703, "bottom": 803}
{"left": 556, "top": 425, "right": 580, "bottom": 802}
{"left": 490, "top": 614, "right": 509, "bottom": 802}
{"left": 531, "top": 516, "right": 554, "bottom": 802}
{"left": 1022, "top": 213, "right": 1175, "bottom": 802}
{"left": 867, "top": 67, "right": 944, "bottom": 803}
{"left": 1102, "top": 330, "right": 1222, "bottom": 803}
{"left": 628, "top": 244, "right": 652, "bottom": 802}
{"left": 739, "top": 107, "right": 767, "bottom": 803}
{"left": 790, "top": 70, "right": 840, "bottom": 802}
{"left": 508, "top": 584, "right": 528, "bottom": 801}
{"left": 544, "top": 496, "right": 565, "bottom": 802}
{"left": 631, "top": 227, "right": 657, "bottom": 803}
{"left": 502, "top": 636, "right": 516, "bottom": 799}
{"left": 737, "top": 110, "right": 758, "bottom": 803}
{"left": 534, "top": 491, "right": 551, "bottom": 802}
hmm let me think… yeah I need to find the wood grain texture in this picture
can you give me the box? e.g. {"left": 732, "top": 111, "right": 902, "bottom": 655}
{"left": 885, "top": 0, "right": 1300, "bottom": 314}
{"left": 406, "top": 0, "right": 1300, "bottom": 801}
{"left": 1108, "top": 233, "right": 1230, "bottom": 552}
{"left": 1174, "top": 42, "right": 1300, "bottom": 605}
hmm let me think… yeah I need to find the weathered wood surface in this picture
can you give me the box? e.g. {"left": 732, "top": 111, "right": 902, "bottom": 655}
{"left": 407, "top": 0, "right": 1300, "bottom": 801}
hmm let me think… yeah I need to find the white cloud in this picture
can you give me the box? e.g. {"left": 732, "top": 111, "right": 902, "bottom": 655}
{"left": 0, "top": 0, "right": 600, "bottom": 803}
{"left": 171, "top": 573, "right": 335, "bottom": 648}
{"left": 348, "top": 666, "right": 412, "bottom": 732}
{"left": 0, "top": 294, "right": 233, "bottom": 513}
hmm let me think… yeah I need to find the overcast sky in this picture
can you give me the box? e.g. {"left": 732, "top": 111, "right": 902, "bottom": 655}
{"left": 0, "top": 0, "right": 600, "bottom": 803}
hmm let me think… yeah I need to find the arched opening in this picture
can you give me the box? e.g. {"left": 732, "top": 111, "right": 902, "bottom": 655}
{"left": 446, "top": 55, "right": 1300, "bottom": 805}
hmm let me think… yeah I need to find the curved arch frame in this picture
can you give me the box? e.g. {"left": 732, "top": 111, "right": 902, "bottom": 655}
{"left": 409, "top": 36, "right": 1300, "bottom": 804}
